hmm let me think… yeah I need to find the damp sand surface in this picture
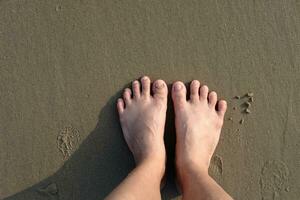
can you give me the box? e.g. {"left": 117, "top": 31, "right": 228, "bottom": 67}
{"left": 1, "top": 1, "right": 300, "bottom": 200}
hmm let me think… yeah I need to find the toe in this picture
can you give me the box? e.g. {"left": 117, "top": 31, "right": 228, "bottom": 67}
{"left": 208, "top": 91, "right": 218, "bottom": 108}
{"left": 199, "top": 85, "right": 209, "bottom": 101}
{"left": 190, "top": 80, "right": 200, "bottom": 101}
{"left": 152, "top": 79, "right": 168, "bottom": 100}
{"left": 117, "top": 98, "right": 125, "bottom": 114}
{"left": 217, "top": 100, "right": 227, "bottom": 117}
{"left": 141, "top": 76, "right": 151, "bottom": 97}
{"left": 123, "top": 88, "right": 132, "bottom": 105}
{"left": 172, "top": 81, "right": 187, "bottom": 106}
{"left": 132, "top": 80, "right": 141, "bottom": 98}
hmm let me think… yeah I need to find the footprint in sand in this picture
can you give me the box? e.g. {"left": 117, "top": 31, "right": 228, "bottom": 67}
{"left": 209, "top": 155, "right": 223, "bottom": 182}
{"left": 37, "top": 182, "right": 59, "bottom": 199}
{"left": 260, "top": 160, "right": 289, "bottom": 200}
{"left": 57, "top": 126, "right": 80, "bottom": 158}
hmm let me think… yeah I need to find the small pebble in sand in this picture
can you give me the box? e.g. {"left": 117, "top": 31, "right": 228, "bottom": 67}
{"left": 246, "top": 92, "right": 254, "bottom": 97}
{"left": 228, "top": 117, "right": 233, "bottom": 121}
{"left": 234, "top": 95, "right": 241, "bottom": 99}
{"left": 239, "top": 118, "right": 245, "bottom": 124}
{"left": 249, "top": 97, "right": 254, "bottom": 102}
{"left": 233, "top": 107, "right": 237, "bottom": 110}
{"left": 245, "top": 108, "right": 251, "bottom": 114}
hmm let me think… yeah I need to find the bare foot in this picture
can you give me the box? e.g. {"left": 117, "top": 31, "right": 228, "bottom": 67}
{"left": 117, "top": 76, "right": 168, "bottom": 173}
{"left": 172, "top": 81, "right": 227, "bottom": 183}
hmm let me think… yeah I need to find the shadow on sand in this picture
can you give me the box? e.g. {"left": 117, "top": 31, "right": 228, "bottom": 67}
{"left": 4, "top": 84, "right": 180, "bottom": 200}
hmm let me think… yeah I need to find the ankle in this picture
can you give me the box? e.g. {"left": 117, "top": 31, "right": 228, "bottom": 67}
{"left": 177, "top": 156, "right": 209, "bottom": 173}
{"left": 177, "top": 163, "right": 210, "bottom": 191}
{"left": 134, "top": 142, "right": 166, "bottom": 166}
{"left": 136, "top": 155, "right": 166, "bottom": 177}
{"left": 177, "top": 158, "right": 209, "bottom": 182}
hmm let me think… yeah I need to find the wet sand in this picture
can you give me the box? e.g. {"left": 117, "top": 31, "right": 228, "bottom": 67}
{"left": 0, "top": 0, "right": 299, "bottom": 199}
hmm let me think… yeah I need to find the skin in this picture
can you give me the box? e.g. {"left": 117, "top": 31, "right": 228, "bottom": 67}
{"left": 172, "top": 80, "right": 232, "bottom": 200}
{"left": 105, "top": 76, "right": 233, "bottom": 200}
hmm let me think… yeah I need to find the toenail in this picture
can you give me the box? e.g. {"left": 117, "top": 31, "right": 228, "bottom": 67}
{"left": 174, "top": 83, "right": 182, "bottom": 91}
{"left": 192, "top": 80, "right": 199, "bottom": 85}
{"left": 142, "top": 76, "right": 148, "bottom": 81}
{"left": 155, "top": 81, "right": 164, "bottom": 89}
{"left": 133, "top": 81, "right": 139, "bottom": 85}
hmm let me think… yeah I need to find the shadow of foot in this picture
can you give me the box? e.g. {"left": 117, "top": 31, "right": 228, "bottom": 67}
{"left": 4, "top": 85, "right": 180, "bottom": 200}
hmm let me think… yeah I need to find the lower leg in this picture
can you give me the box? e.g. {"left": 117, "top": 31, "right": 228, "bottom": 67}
{"left": 105, "top": 158, "right": 164, "bottom": 200}
{"left": 178, "top": 164, "right": 232, "bottom": 200}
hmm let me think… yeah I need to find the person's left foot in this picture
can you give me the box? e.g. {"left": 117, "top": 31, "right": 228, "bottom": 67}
{"left": 117, "top": 76, "right": 168, "bottom": 171}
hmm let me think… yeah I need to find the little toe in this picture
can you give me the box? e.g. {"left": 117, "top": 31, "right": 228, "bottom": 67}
{"left": 190, "top": 80, "right": 200, "bottom": 101}
{"left": 208, "top": 91, "right": 218, "bottom": 108}
{"left": 217, "top": 100, "right": 227, "bottom": 117}
{"left": 123, "top": 88, "right": 132, "bottom": 105}
{"left": 199, "top": 85, "right": 209, "bottom": 101}
{"left": 132, "top": 80, "right": 141, "bottom": 99}
{"left": 172, "top": 81, "right": 187, "bottom": 106}
{"left": 152, "top": 79, "right": 168, "bottom": 100}
{"left": 117, "top": 98, "right": 125, "bottom": 114}
{"left": 141, "top": 76, "right": 151, "bottom": 97}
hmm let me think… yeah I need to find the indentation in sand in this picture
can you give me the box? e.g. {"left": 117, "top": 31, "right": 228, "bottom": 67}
{"left": 210, "top": 155, "right": 223, "bottom": 179}
{"left": 260, "top": 160, "right": 289, "bottom": 200}
{"left": 57, "top": 126, "right": 80, "bottom": 159}
{"left": 37, "top": 182, "right": 59, "bottom": 198}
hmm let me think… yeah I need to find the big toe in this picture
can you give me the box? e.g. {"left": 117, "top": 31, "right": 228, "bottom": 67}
{"left": 172, "top": 81, "right": 187, "bottom": 107}
{"left": 152, "top": 79, "right": 168, "bottom": 100}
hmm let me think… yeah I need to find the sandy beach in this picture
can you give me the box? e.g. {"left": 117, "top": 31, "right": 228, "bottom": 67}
{"left": 1, "top": 0, "right": 299, "bottom": 199}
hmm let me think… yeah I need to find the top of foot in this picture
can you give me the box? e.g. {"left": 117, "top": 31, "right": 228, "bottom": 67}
{"left": 172, "top": 80, "right": 227, "bottom": 175}
{"left": 117, "top": 76, "right": 168, "bottom": 168}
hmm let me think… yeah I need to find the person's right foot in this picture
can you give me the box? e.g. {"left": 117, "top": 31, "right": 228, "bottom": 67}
{"left": 117, "top": 76, "right": 168, "bottom": 169}
{"left": 171, "top": 81, "right": 227, "bottom": 184}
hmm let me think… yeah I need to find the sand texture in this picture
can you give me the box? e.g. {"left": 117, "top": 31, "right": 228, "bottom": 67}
{"left": 1, "top": 0, "right": 300, "bottom": 199}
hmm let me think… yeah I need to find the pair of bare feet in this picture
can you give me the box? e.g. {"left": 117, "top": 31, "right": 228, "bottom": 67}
{"left": 111, "top": 76, "right": 231, "bottom": 199}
